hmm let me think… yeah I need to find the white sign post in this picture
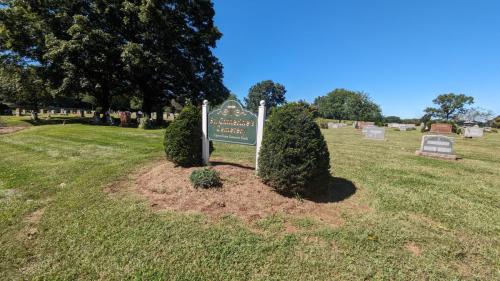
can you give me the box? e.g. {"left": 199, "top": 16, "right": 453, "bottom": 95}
{"left": 202, "top": 100, "right": 210, "bottom": 165}
{"left": 255, "top": 100, "right": 266, "bottom": 172}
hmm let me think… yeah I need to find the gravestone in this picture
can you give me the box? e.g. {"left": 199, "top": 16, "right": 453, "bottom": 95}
{"left": 40, "top": 109, "right": 44, "bottom": 115}
{"left": 328, "top": 122, "right": 344, "bottom": 129}
{"left": 362, "top": 126, "right": 385, "bottom": 140}
{"left": 208, "top": 100, "right": 257, "bottom": 145}
{"left": 51, "top": 110, "right": 55, "bottom": 115}
{"left": 415, "top": 135, "right": 457, "bottom": 160}
{"left": 357, "top": 121, "right": 375, "bottom": 129}
{"left": 464, "top": 126, "right": 483, "bottom": 138}
{"left": 15, "top": 108, "right": 21, "bottom": 116}
{"left": 430, "top": 123, "right": 452, "bottom": 134}
{"left": 119, "top": 111, "right": 131, "bottom": 127}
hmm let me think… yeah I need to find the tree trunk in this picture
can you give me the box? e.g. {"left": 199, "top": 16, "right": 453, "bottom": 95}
{"left": 156, "top": 108, "right": 164, "bottom": 125}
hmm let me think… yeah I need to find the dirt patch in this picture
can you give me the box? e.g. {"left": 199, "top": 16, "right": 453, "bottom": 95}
{"left": 405, "top": 242, "right": 422, "bottom": 256}
{"left": 18, "top": 208, "right": 45, "bottom": 240}
{"left": 0, "top": 126, "right": 26, "bottom": 134}
{"left": 108, "top": 160, "right": 365, "bottom": 228}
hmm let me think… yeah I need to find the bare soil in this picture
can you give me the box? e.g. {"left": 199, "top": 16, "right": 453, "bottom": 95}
{"left": 0, "top": 126, "right": 26, "bottom": 134}
{"left": 107, "top": 160, "right": 366, "bottom": 228}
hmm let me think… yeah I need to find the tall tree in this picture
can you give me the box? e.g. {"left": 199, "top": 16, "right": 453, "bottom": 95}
{"left": 0, "top": 55, "right": 51, "bottom": 119}
{"left": 314, "top": 89, "right": 382, "bottom": 122}
{"left": 424, "top": 93, "right": 474, "bottom": 121}
{"left": 314, "top": 88, "right": 352, "bottom": 122}
{"left": 459, "top": 107, "right": 494, "bottom": 123}
{"left": 346, "top": 92, "right": 382, "bottom": 121}
{"left": 245, "top": 80, "right": 286, "bottom": 114}
{"left": 121, "top": 0, "right": 228, "bottom": 121}
{"left": 1, "top": 0, "right": 229, "bottom": 121}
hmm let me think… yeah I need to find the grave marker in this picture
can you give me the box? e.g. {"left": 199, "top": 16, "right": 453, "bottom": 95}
{"left": 464, "top": 126, "right": 483, "bottom": 138}
{"left": 362, "top": 126, "right": 385, "bottom": 140}
{"left": 430, "top": 123, "right": 452, "bottom": 134}
{"left": 415, "top": 135, "right": 457, "bottom": 160}
{"left": 328, "top": 122, "right": 344, "bottom": 129}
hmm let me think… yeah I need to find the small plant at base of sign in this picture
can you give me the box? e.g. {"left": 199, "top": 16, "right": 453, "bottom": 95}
{"left": 190, "top": 168, "right": 222, "bottom": 189}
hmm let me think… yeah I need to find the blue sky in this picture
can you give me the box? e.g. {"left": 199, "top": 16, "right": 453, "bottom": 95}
{"left": 212, "top": 0, "right": 500, "bottom": 118}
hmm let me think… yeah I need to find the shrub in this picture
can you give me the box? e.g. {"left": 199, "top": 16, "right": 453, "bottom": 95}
{"left": 190, "top": 168, "right": 222, "bottom": 188}
{"left": 164, "top": 104, "right": 203, "bottom": 167}
{"left": 258, "top": 103, "right": 331, "bottom": 195}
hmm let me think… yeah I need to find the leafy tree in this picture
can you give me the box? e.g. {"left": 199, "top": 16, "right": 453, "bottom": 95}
{"left": 424, "top": 93, "right": 474, "bottom": 121}
{"left": 0, "top": 56, "right": 50, "bottom": 119}
{"left": 459, "top": 107, "right": 494, "bottom": 123}
{"left": 346, "top": 92, "right": 382, "bottom": 122}
{"left": 384, "top": 116, "right": 402, "bottom": 123}
{"left": 314, "top": 89, "right": 381, "bottom": 122}
{"left": 121, "top": 0, "right": 228, "bottom": 121}
{"left": 491, "top": 116, "right": 500, "bottom": 128}
{"left": 314, "top": 89, "right": 352, "bottom": 121}
{"left": 245, "top": 80, "right": 286, "bottom": 114}
{"left": 1, "top": 0, "right": 229, "bottom": 121}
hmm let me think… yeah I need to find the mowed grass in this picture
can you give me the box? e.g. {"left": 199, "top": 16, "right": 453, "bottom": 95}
{"left": 0, "top": 121, "right": 499, "bottom": 280}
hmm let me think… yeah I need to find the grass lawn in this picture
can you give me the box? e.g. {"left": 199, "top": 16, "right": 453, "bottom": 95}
{"left": 0, "top": 120, "right": 499, "bottom": 280}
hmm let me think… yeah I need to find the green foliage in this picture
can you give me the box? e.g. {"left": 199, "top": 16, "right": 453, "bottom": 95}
{"left": 314, "top": 89, "right": 382, "bottom": 122}
{"left": 245, "top": 80, "right": 286, "bottom": 114}
{"left": 424, "top": 93, "right": 474, "bottom": 121}
{"left": 164, "top": 105, "right": 202, "bottom": 167}
{"left": 492, "top": 116, "right": 500, "bottom": 128}
{"left": 0, "top": 0, "right": 228, "bottom": 115}
{"left": 190, "top": 168, "right": 222, "bottom": 188}
{"left": 258, "top": 103, "right": 331, "bottom": 194}
{"left": 384, "top": 116, "right": 402, "bottom": 123}
{"left": 316, "top": 118, "right": 329, "bottom": 129}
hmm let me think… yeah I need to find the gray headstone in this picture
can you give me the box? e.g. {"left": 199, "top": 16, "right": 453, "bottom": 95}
{"left": 419, "top": 135, "right": 455, "bottom": 155}
{"left": 328, "top": 122, "right": 343, "bottom": 129}
{"left": 464, "top": 126, "right": 483, "bottom": 138}
{"left": 363, "top": 126, "right": 385, "bottom": 140}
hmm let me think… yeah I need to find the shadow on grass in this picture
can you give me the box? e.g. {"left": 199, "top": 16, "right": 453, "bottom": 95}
{"left": 299, "top": 175, "right": 357, "bottom": 203}
{"left": 209, "top": 161, "right": 255, "bottom": 171}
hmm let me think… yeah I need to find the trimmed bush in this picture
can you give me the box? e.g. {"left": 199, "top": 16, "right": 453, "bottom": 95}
{"left": 190, "top": 168, "right": 222, "bottom": 188}
{"left": 164, "top": 104, "right": 202, "bottom": 167}
{"left": 258, "top": 103, "right": 331, "bottom": 194}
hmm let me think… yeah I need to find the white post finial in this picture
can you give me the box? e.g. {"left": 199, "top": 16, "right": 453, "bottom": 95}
{"left": 255, "top": 100, "right": 266, "bottom": 173}
{"left": 202, "top": 100, "right": 210, "bottom": 165}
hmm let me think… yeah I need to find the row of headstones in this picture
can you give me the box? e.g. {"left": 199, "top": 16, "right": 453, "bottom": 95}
{"left": 14, "top": 108, "right": 177, "bottom": 120}
{"left": 15, "top": 108, "right": 89, "bottom": 116}
{"left": 330, "top": 120, "right": 486, "bottom": 139}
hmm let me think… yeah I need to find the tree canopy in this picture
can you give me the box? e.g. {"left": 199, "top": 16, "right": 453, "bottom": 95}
{"left": 424, "top": 93, "right": 474, "bottom": 121}
{"left": 244, "top": 80, "right": 286, "bottom": 114}
{"left": 0, "top": 0, "right": 228, "bottom": 118}
{"left": 314, "top": 89, "right": 382, "bottom": 122}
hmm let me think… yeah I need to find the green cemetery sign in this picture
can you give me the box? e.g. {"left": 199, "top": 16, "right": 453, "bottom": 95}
{"left": 208, "top": 100, "right": 257, "bottom": 145}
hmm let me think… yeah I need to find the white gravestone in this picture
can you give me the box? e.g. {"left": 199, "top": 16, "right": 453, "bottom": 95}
{"left": 464, "top": 126, "right": 483, "bottom": 138}
{"left": 416, "top": 135, "right": 457, "bottom": 160}
{"left": 363, "top": 126, "right": 385, "bottom": 140}
{"left": 328, "top": 123, "right": 344, "bottom": 129}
